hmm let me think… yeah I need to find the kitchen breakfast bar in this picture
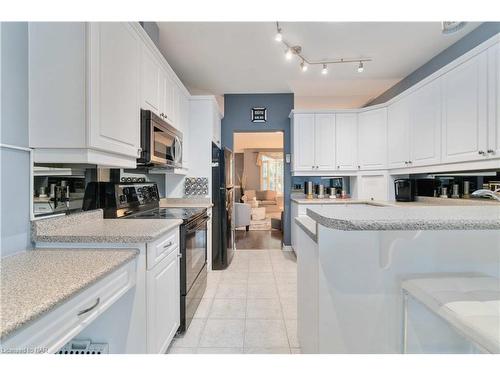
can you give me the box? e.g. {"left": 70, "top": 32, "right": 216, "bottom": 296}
{"left": 294, "top": 203, "right": 500, "bottom": 354}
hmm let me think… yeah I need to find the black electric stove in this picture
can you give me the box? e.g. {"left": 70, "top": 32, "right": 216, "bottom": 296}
{"left": 82, "top": 181, "right": 208, "bottom": 334}
{"left": 126, "top": 207, "right": 206, "bottom": 223}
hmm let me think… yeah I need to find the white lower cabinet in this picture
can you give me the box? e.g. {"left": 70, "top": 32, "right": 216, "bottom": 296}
{"left": 147, "top": 248, "right": 180, "bottom": 354}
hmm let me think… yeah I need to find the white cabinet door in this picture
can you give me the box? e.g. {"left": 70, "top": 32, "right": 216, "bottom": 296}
{"left": 487, "top": 43, "right": 500, "bottom": 158}
{"left": 314, "top": 114, "right": 336, "bottom": 171}
{"left": 292, "top": 114, "right": 316, "bottom": 171}
{"left": 160, "top": 69, "right": 174, "bottom": 123}
{"left": 335, "top": 113, "right": 358, "bottom": 170}
{"left": 357, "top": 108, "right": 387, "bottom": 170}
{"left": 387, "top": 98, "right": 410, "bottom": 169}
{"left": 442, "top": 51, "right": 488, "bottom": 163}
{"left": 212, "top": 104, "right": 221, "bottom": 146}
{"left": 88, "top": 22, "right": 141, "bottom": 158}
{"left": 141, "top": 46, "right": 161, "bottom": 114}
{"left": 147, "top": 250, "right": 180, "bottom": 354}
{"left": 409, "top": 79, "right": 442, "bottom": 166}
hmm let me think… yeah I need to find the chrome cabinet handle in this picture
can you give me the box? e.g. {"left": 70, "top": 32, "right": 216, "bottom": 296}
{"left": 163, "top": 241, "right": 173, "bottom": 249}
{"left": 77, "top": 298, "right": 100, "bottom": 316}
{"left": 487, "top": 149, "right": 495, "bottom": 154}
{"left": 478, "top": 150, "right": 485, "bottom": 155}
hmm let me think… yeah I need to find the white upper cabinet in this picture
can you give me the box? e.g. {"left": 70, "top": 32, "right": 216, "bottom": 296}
{"left": 487, "top": 43, "right": 500, "bottom": 158}
{"left": 29, "top": 22, "right": 190, "bottom": 168}
{"left": 292, "top": 114, "right": 316, "bottom": 171}
{"left": 409, "top": 79, "right": 442, "bottom": 167}
{"left": 292, "top": 113, "right": 335, "bottom": 172}
{"left": 335, "top": 113, "right": 358, "bottom": 170}
{"left": 357, "top": 108, "right": 387, "bottom": 170}
{"left": 141, "top": 46, "right": 161, "bottom": 114}
{"left": 387, "top": 97, "right": 411, "bottom": 169}
{"left": 442, "top": 50, "right": 488, "bottom": 163}
{"left": 29, "top": 22, "right": 142, "bottom": 167}
{"left": 88, "top": 23, "right": 141, "bottom": 159}
{"left": 314, "top": 114, "right": 336, "bottom": 171}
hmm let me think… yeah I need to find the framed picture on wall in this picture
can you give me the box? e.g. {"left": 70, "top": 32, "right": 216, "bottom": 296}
{"left": 251, "top": 107, "right": 267, "bottom": 123}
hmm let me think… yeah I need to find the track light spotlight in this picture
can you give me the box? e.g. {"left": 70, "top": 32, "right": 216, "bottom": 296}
{"left": 357, "top": 61, "right": 364, "bottom": 73}
{"left": 321, "top": 64, "right": 328, "bottom": 75}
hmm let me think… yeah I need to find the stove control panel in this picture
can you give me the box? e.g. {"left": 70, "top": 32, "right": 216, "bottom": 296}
{"left": 116, "top": 183, "right": 160, "bottom": 208}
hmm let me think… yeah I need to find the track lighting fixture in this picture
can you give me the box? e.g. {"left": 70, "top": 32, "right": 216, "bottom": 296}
{"left": 274, "top": 21, "right": 372, "bottom": 75}
{"left": 357, "top": 61, "right": 364, "bottom": 73}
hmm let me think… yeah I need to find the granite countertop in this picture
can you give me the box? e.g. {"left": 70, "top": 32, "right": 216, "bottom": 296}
{"left": 0, "top": 248, "right": 138, "bottom": 340}
{"left": 32, "top": 210, "right": 183, "bottom": 243}
{"left": 159, "top": 198, "right": 213, "bottom": 209}
{"left": 307, "top": 204, "right": 500, "bottom": 231}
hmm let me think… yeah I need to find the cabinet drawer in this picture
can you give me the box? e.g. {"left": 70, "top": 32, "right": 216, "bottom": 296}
{"left": 1, "top": 260, "right": 136, "bottom": 354}
{"left": 146, "top": 228, "right": 180, "bottom": 270}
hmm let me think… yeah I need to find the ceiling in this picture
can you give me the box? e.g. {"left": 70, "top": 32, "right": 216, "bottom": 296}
{"left": 234, "top": 132, "right": 283, "bottom": 153}
{"left": 157, "top": 22, "right": 480, "bottom": 107}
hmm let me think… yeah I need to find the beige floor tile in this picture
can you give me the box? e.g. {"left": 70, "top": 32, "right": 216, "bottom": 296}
{"left": 274, "top": 272, "right": 297, "bottom": 284}
{"left": 220, "top": 271, "right": 249, "bottom": 283}
{"left": 247, "top": 283, "right": 279, "bottom": 299}
{"left": 277, "top": 282, "right": 297, "bottom": 299}
{"left": 215, "top": 283, "right": 248, "bottom": 299}
{"left": 246, "top": 298, "right": 283, "bottom": 319}
{"left": 244, "top": 319, "right": 289, "bottom": 348}
{"left": 199, "top": 319, "right": 245, "bottom": 348}
{"left": 172, "top": 319, "right": 206, "bottom": 348}
{"left": 291, "top": 348, "right": 302, "bottom": 354}
{"left": 280, "top": 297, "right": 298, "bottom": 320}
{"left": 285, "top": 319, "right": 299, "bottom": 348}
{"left": 194, "top": 298, "right": 214, "bottom": 319}
{"left": 243, "top": 347, "right": 291, "bottom": 354}
{"left": 247, "top": 272, "right": 276, "bottom": 285}
{"left": 271, "top": 262, "right": 297, "bottom": 273}
{"left": 248, "top": 261, "right": 273, "bottom": 273}
{"left": 197, "top": 347, "right": 244, "bottom": 354}
{"left": 209, "top": 298, "right": 246, "bottom": 319}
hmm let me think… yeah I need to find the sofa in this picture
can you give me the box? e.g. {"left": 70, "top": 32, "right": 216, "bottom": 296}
{"left": 241, "top": 190, "right": 277, "bottom": 206}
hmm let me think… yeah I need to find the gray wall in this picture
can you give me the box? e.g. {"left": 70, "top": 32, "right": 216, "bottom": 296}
{"left": 1, "top": 22, "right": 31, "bottom": 257}
{"left": 221, "top": 94, "right": 293, "bottom": 245}
{"left": 367, "top": 22, "right": 500, "bottom": 106}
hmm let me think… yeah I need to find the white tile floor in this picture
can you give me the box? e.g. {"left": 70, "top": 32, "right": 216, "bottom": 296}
{"left": 168, "top": 249, "right": 300, "bottom": 354}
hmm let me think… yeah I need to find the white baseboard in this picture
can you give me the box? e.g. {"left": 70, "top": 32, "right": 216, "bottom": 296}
{"left": 282, "top": 245, "right": 294, "bottom": 252}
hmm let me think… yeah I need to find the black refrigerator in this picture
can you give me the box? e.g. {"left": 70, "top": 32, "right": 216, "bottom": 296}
{"left": 211, "top": 142, "right": 234, "bottom": 270}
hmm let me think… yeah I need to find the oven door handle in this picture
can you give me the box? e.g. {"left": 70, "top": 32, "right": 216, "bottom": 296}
{"left": 186, "top": 216, "right": 209, "bottom": 232}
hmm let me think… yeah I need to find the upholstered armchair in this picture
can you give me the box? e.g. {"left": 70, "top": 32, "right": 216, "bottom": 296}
{"left": 234, "top": 202, "right": 251, "bottom": 231}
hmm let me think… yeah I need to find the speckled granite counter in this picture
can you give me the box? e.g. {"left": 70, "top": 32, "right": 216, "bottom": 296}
{"left": 1, "top": 249, "right": 137, "bottom": 339}
{"left": 32, "top": 209, "right": 182, "bottom": 243}
{"left": 307, "top": 205, "right": 500, "bottom": 231}
{"left": 159, "top": 198, "right": 213, "bottom": 209}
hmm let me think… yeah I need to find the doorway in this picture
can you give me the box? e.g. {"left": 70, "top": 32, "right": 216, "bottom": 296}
{"left": 233, "top": 131, "right": 284, "bottom": 250}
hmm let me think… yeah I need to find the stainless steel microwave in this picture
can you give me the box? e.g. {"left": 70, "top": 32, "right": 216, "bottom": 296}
{"left": 138, "top": 109, "right": 183, "bottom": 168}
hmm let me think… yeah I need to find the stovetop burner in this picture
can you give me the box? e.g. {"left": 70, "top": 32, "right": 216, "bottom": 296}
{"left": 126, "top": 207, "right": 206, "bottom": 222}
